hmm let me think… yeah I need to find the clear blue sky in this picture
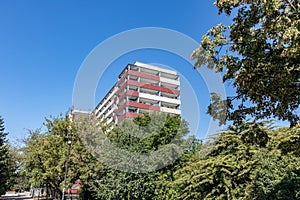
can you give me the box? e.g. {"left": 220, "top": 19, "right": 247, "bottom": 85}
{"left": 0, "top": 0, "right": 232, "bottom": 143}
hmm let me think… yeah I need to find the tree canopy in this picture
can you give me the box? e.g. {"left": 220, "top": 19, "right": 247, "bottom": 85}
{"left": 191, "top": 0, "right": 300, "bottom": 126}
{"left": 172, "top": 122, "right": 300, "bottom": 199}
{"left": 0, "top": 116, "right": 15, "bottom": 195}
{"left": 22, "top": 115, "right": 100, "bottom": 198}
{"left": 79, "top": 113, "right": 201, "bottom": 200}
{"left": 15, "top": 113, "right": 300, "bottom": 199}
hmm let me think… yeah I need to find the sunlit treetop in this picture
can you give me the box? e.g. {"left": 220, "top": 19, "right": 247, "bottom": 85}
{"left": 192, "top": 0, "right": 300, "bottom": 126}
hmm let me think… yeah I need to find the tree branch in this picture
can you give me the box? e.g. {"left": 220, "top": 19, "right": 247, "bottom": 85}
{"left": 286, "top": 0, "right": 299, "bottom": 13}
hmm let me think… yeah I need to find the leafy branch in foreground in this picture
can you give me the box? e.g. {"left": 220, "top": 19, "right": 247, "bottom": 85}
{"left": 192, "top": 0, "right": 300, "bottom": 126}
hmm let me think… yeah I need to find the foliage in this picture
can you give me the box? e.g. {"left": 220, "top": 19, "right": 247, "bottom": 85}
{"left": 17, "top": 115, "right": 300, "bottom": 199}
{"left": 187, "top": 1, "right": 300, "bottom": 197}
{"left": 172, "top": 122, "right": 300, "bottom": 199}
{"left": 6, "top": 144, "right": 30, "bottom": 192}
{"left": 80, "top": 113, "right": 201, "bottom": 200}
{"left": 0, "top": 116, "right": 16, "bottom": 195}
{"left": 192, "top": 0, "right": 300, "bottom": 126}
{"left": 246, "top": 124, "right": 300, "bottom": 199}
{"left": 22, "top": 115, "right": 100, "bottom": 197}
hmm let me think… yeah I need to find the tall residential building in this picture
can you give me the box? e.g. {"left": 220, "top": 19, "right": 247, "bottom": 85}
{"left": 93, "top": 61, "right": 181, "bottom": 124}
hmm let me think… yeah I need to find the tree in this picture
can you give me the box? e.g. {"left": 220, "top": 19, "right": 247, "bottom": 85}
{"left": 245, "top": 123, "right": 300, "bottom": 199}
{"left": 172, "top": 122, "right": 300, "bottom": 199}
{"left": 191, "top": 0, "right": 300, "bottom": 126}
{"left": 23, "top": 115, "right": 100, "bottom": 198}
{"left": 10, "top": 145, "right": 30, "bottom": 193}
{"left": 0, "top": 116, "right": 15, "bottom": 195}
{"left": 79, "top": 113, "right": 201, "bottom": 200}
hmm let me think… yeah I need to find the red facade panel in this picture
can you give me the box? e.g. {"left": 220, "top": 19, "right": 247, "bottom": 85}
{"left": 142, "top": 84, "right": 180, "bottom": 95}
{"left": 117, "top": 71, "right": 129, "bottom": 86}
{"left": 127, "top": 102, "right": 160, "bottom": 111}
{"left": 127, "top": 80, "right": 180, "bottom": 95}
{"left": 115, "top": 102, "right": 127, "bottom": 114}
{"left": 118, "top": 112, "right": 138, "bottom": 122}
{"left": 118, "top": 90, "right": 139, "bottom": 105}
{"left": 116, "top": 81, "right": 128, "bottom": 95}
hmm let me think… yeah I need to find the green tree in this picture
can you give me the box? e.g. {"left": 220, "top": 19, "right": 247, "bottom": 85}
{"left": 246, "top": 124, "right": 300, "bottom": 199}
{"left": 23, "top": 115, "right": 100, "bottom": 198}
{"left": 80, "top": 113, "right": 200, "bottom": 200}
{"left": 6, "top": 144, "right": 29, "bottom": 193}
{"left": 172, "top": 122, "right": 300, "bottom": 199}
{"left": 0, "top": 116, "right": 15, "bottom": 195}
{"left": 192, "top": 0, "right": 300, "bottom": 126}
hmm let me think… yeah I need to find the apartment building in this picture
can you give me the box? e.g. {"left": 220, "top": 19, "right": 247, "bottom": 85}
{"left": 93, "top": 61, "right": 181, "bottom": 124}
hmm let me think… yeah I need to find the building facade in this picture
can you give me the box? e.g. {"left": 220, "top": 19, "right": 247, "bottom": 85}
{"left": 93, "top": 62, "right": 181, "bottom": 124}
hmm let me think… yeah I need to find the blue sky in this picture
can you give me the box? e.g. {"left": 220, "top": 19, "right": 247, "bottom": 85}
{"left": 0, "top": 0, "right": 233, "bottom": 143}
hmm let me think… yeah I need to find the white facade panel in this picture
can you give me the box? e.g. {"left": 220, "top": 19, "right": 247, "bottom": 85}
{"left": 160, "top": 77, "right": 180, "bottom": 86}
{"left": 99, "top": 99, "right": 115, "bottom": 116}
{"left": 160, "top": 107, "right": 181, "bottom": 115}
{"left": 134, "top": 61, "right": 177, "bottom": 76}
{"left": 104, "top": 107, "right": 115, "bottom": 119}
{"left": 97, "top": 87, "right": 117, "bottom": 112}
{"left": 106, "top": 117, "right": 114, "bottom": 124}
{"left": 139, "top": 92, "right": 181, "bottom": 105}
